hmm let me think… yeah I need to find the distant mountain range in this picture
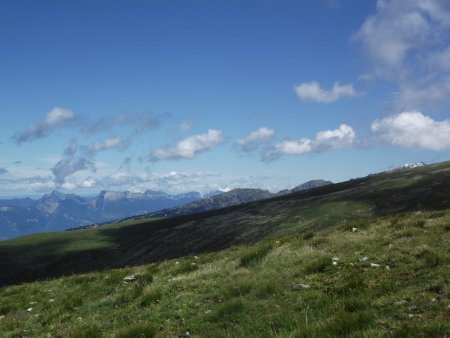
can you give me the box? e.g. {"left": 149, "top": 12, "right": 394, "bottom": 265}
{"left": 0, "top": 190, "right": 201, "bottom": 240}
{"left": 0, "top": 179, "right": 333, "bottom": 239}
{"left": 77, "top": 179, "right": 334, "bottom": 229}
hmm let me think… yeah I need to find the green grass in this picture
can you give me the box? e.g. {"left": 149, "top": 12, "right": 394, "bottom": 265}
{"left": 0, "top": 209, "right": 449, "bottom": 337}
{"left": 1, "top": 162, "right": 450, "bottom": 336}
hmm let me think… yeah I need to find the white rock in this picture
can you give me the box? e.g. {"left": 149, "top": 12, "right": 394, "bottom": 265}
{"left": 123, "top": 275, "right": 136, "bottom": 282}
{"left": 370, "top": 263, "right": 381, "bottom": 268}
{"left": 332, "top": 257, "right": 340, "bottom": 261}
{"left": 291, "top": 283, "right": 311, "bottom": 290}
{"left": 352, "top": 227, "right": 358, "bottom": 232}
{"left": 358, "top": 256, "right": 368, "bottom": 262}
{"left": 27, "top": 308, "right": 32, "bottom": 312}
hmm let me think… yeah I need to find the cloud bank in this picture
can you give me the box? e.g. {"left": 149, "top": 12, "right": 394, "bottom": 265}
{"left": 356, "top": 0, "right": 450, "bottom": 110}
{"left": 294, "top": 82, "right": 358, "bottom": 103}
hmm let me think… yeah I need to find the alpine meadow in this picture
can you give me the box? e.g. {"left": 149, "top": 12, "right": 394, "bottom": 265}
{"left": 1, "top": 1, "right": 450, "bottom": 337}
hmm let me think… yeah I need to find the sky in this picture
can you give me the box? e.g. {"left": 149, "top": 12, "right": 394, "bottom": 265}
{"left": 1, "top": 0, "right": 450, "bottom": 198}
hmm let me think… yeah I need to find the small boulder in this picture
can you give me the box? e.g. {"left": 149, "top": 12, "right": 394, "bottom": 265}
{"left": 370, "top": 263, "right": 381, "bottom": 268}
{"left": 358, "top": 256, "right": 368, "bottom": 262}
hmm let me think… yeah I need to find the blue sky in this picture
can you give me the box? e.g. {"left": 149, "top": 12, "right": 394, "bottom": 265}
{"left": 1, "top": 0, "right": 450, "bottom": 197}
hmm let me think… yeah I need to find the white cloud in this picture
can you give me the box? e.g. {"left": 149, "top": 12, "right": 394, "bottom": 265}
{"left": 371, "top": 111, "right": 450, "bottom": 150}
{"left": 355, "top": 0, "right": 450, "bottom": 110}
{"left": 264, "top": 124, "right": 355, "bottom": 161}
{"left": 88, "top": 137, "right": 126, "bottom": 153}
{"left": 12, "top": 107, "right": 77, "bottom": 144}
{"left": 51, "top": 137, "right": 127, "bottom": 186}
{"left": 150, "top": 129, "right": 223, "bottom": 161}
{"left": 44, "top": 107, "right": 74, "bottom": 125}
{"left": 294, "top": 82, "right": 358, "bottom": 103}
{"left": 236, "top": 127, "right": 275, "bottom": 152}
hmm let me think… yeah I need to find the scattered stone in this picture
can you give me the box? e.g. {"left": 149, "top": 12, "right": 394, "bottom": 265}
{"left": 49, "top": 299, "right": 55, "bottom": 303}
{"left": 408, "top": 305, "right": 420, "bottom": 313}
{"left": 77, "top": 317, "right": 82, "bottom": 321}
{"left": 175, "top": 261, "right": 180, "bottom": 265}
{"left": 191, "top": 262, "right": 197, "bottom": 266}
{"left": 291, "top": 283, "right": 311, "bottom": 290}
{"left": 394, "top": 300, "right": 407, "bottom": 306}
{"left": 352, "top": 227, "right": 358, "bottom": 232}
{"left": 194, "top": 256, "right": 199, "bottom": 260}
{"left": 358, "top": 256, "right": 368, "bottom": 262}
{"left": 386, "top": 265, "right": 390, "bottom": 270}
{"left": 123, "top": 275, "right": 136, "bottom": 283}
{"left": 332, "top": 261, "right": 338, "bottom": 266}
{"left": 431, "top": 297, "right": 439, "bottom": 304}
{"left": 332, "top": 257, "right": 339, "bottom": 261}
{"left": 0, "top": 315, "right": 5, "bottom": 320}
{"left": 26, "top": 308, "right": 32, "bottom": 312}
{"left": 29, "top": 301, "right": 37, "bottom": 305}
{"left": 370, "top": 263, "right": 381, "bottom": 268}
{"left": 185, "top": 332, "right": 190, "bottom": 337}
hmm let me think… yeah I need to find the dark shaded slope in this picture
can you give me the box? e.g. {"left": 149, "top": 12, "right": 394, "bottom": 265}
{"left": 1, "top": 161, "right": 450, "bottom": 286}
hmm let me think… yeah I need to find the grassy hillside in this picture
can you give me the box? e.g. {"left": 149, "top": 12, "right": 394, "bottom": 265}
{"left": 0, "top": 162, "right": 450, "bottom": 336}
{"left": 0, "top": 208, "right": 449, "bottom": 337}
{"left": 2, "top": 161, "right": 450, "bottom": 286}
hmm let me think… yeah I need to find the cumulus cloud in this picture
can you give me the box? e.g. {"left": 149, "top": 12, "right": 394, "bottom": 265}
{"left": 150, "top": 129, "right": 223, "bottom": 161}
{"left": 355, "top": 0, "right": 450, "bottom": 110}
{"left": 371, "top": 111, "right": 450, "bottom": 150}
{"left": 0, "top": 168, "right": 7, "bottom": 175}
{"left": 294, "top": 82, "right": 358, "bottom": 103}
{"left": 236, "top": 127, "right": 275, "bottom": 152}
{"left": 12, "top": 107, "right": 77, "bottom": 144}
{"left": 263, "top": 124, "right": 355, "bottom": 161}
